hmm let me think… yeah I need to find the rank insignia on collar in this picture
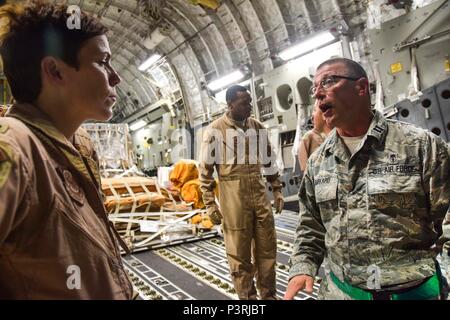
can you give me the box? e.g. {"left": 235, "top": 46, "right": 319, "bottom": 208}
{"left": 389, "top": 153, "right": 398, "bottom": 164}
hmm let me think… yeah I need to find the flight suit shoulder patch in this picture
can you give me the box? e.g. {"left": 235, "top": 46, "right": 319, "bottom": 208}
{"left": 0, "top": 141, "right": 15, "bottom": 161}
{"left": 0, "top": 123, "right": 9, "bottom": 134}
{"left": 0, "top": 147, "right": 12, "bottom": 189}
{"left": 0, "top": 148, "right": 7, "bottom": 161}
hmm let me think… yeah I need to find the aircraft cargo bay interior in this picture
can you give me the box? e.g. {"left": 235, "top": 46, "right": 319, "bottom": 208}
{"left": 0, "top": 0, "right": 449, "bottom": 302}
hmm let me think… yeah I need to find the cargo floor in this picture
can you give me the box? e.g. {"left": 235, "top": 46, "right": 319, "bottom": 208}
{"left": 123, "top": 210, "right": 324, "bottom": 300}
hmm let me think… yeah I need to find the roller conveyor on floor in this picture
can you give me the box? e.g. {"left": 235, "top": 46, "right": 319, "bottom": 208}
{"left": 123, "top": 210, "right": 324, "bottom": 300}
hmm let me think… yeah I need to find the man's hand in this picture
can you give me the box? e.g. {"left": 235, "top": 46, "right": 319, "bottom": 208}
{"left": 273, "top": 190, "right": 284, "bottom": 214}
{"left": 284, "top": 275, "right": 315, "bottom": 300}
{"left": 207, "top": 206, "right": 222, "bottom": 225}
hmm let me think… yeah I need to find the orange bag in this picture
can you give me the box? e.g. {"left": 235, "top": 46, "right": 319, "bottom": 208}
{"left": 169, "top": 160, "right": 199, "bottom": 191}
{"left": 181, "top": 179, "right": 204, "bottom": 209}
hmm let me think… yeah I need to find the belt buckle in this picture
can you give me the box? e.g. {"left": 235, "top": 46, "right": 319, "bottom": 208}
{"left": 371, "top": 290, "right": 392, "bottom": 300}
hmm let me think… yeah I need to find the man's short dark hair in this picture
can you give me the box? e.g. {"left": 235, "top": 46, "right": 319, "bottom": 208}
{"left": 0, "top": 0, "right": 108, "bottom": 103}
{"left": 316, "top": 58, "right": 367, "bottom": 79}
{"left": 226, "top": 85, "right": 248, "bottom": 104}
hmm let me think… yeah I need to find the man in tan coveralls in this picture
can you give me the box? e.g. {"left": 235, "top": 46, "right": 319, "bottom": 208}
{"left": 297, "top": 106, "right": 332, "bottom": 172}
{"left": 0, "top": 1, "right": 133, "bottom": 299}
{"left": 199, "top": 85, "right": 284, "bottom": 300}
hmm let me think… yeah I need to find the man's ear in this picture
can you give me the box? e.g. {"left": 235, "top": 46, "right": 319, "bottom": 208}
{"left": 41, "top": 57, "right": 64, "bottom": 85}
{"left": 355, "top": 78, "right": 369, "bottom": 96}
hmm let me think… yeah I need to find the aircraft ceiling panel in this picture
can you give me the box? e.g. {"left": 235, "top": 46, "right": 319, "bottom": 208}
{"left": 112, "top": 0, "right": 141, "bottom": 12}
{"left": 52, "top": 0, "right": 441, "bottom": 125}
{"left": 170, "top": 54, "right": 205, "bottom": 122}
{"left": 161, "top": 7, "right": 215, "bottom": 78}
{"left": 170, "top": 0, "right": 233, "bottom": 76}
{"left": 250, "top": 0, "right": 290, "bottom": 54}
{"left": 228, "top": 0, "right": 273, "bottom": 73}
{"left": 213, "top": 5, "right": 252, "bottom": 69}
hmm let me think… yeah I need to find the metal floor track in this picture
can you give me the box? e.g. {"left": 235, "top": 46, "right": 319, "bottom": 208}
{"left": 123, "top": 210, "right": 322, "bottom": 300}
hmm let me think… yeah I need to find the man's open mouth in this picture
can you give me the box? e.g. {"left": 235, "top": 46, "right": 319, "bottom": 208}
{"left": 319, "top": 103, "right": 333, "bottom": 114}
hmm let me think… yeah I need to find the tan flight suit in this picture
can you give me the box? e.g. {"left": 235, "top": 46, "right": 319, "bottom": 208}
{"left": 0, "top": 103, "right": 133, "bottom": 299}
{"left": 297, "top": 129, "right": 327, "bottom": 172}
{"left": 199, "top": 112, "right": 282, "bottom": 300}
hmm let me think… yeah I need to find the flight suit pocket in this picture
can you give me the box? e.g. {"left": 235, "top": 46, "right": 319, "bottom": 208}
{"left": 367, "top": 174, "right": 426, "bottom": 239}
{"left": 53, "top": 195, "right": 111, "bottom": 254}
{"left": 315, "top": 175, "right": 338, "bottom": 226}
{"left": 218, "top": 179, "right": 246, "bottom": 231}
{"left": 56, "top": 167, "right": 84, "bottom": 207}
{"left": 367, "top": 175, "right": 424, "bottom": 212}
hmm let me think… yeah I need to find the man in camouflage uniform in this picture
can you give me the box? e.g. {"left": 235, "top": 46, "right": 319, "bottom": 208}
{"left": 285, "top": 58, "right": 450, "bottom": 300}
{"left": 0, "top": 2, "right": 133, "bottom": 299}
{"left": 199, "top": 85, "right": 284, "bottom": 300}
